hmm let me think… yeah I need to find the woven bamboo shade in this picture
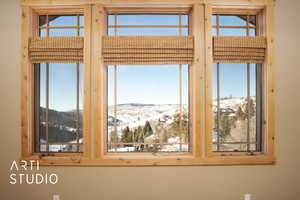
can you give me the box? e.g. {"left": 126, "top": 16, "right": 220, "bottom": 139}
{"left": 29, "top": 37, "right": 84, "bottom": 63}
{"left": 102, "top": 36, "right": 194, "bottom": 65}
{"left": 213, "top": 36, "right": 267, "bottom": 63}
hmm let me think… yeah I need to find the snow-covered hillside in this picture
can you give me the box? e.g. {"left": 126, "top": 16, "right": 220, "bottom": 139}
{"left": 212, "top": 97, "right": 255, "bottom": 112}
{"left": 108, "top": 104, "right": 188, "bottom": 130}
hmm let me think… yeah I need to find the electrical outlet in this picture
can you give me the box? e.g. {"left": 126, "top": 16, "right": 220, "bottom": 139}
{"left": 244, "top": 194, "right": 252, "bottom": 200}
{"left": 53, "top": 195, "right": 60, "bottom": 200}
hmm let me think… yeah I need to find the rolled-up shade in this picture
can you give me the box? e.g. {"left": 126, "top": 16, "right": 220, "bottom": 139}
{"left": 29, "top": 36, "right": 84, "bottom": 63}
{"left": 213, "top": 36, "right": 267, "bottom": 63}
{"left": 102, "top": 36, "right": 194, "bottom": 65}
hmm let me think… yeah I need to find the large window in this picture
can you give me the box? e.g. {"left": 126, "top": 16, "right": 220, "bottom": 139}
{"left": 211, "top": 14, "right": 263, "bottom": 153}
{"left": 34, "top": 14, "right": 84, "bottom": 153}
{"left": 20, "top": 4, "right": 275, "bottom": 165}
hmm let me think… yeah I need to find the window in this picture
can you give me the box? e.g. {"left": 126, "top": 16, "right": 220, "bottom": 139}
{"left": 107, "top": 65, "right": 190, "bottom": 153}
{"left": 210, "top": 14, "right": 263, "bottom": 153}
{"left": 34, "top": 14, "right": 84, "bottom": 153}
{"left": 106, "top": 14, "right": 190, "bottom": 153}
{"left": 212, "top": 63, "right": 263, "bottom": 152}
{"left": 212, "top": 14, "right": 256, "bottom": 36}
{"left": 107, "top": 14, "right": 189, "bottom": 35}
{"left": 38, "top": 14, "right": 84, "bottom": 36}
{"left": 20, "top": 3, "right": 275, "bottom": 165}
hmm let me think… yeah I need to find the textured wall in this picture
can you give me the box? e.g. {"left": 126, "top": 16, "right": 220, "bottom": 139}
{"left": 0, "top": 0, "right": 299, "bottom": 199}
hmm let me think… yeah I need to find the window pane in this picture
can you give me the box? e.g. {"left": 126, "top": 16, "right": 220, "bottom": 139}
{"left": 219, "top": 15, "right": 247, "bottom": 26}
{"left": 79, "top": 15, "right": 84, "bottom": 26}
{"left": 213, "top": 63, "right": 247, "bottom": 152}
{"left": 37, "top": 63, "right": 83, "bottom": 153}
{"left": 116, "top": 14, "right": 188, "bottom": 25}
{"left": 249, "top": 15, "right": 256, "bottom": 26}
{"left": 39, "top": 29, "right": 46, "bottom": 36}
{"left": 213, "top": 15, "right": 217, "bottom": 26}
{"left": 49, "top": 28, "right": 77, "bottom": 36}
{"left": 38, "top": 64, "right": 47, "bottom": 146}
{"left": 79, "top": 28, "right": 84, "bottom": 36}
{"left": 108, "top": 27, "right": 188, "bottom": 36}
{"left": 48, "top": 15, "right": 77, "bottom": 26}
{"left": 249, "top": 64, "right": 257, "bottom": 151}
{"left": 249, "top": 28, "right": 256, "bottom": 36}
{"left": 181, "top": 15, "right": 189, "bottom": 26}
{"left": 219, "top": 28, "right": 247, "bottom": 36}
{"left": 108, "top": 15, "right": 115, "bottom": 26}
{"left": 107, "top": 65, "right": 189, "bottom": 152}
{"left": 48, "top": 63, "right": 76, "bottom": 152}
{"left": 212, "top": 63, "right": 262, "bottom": 152}
{"left": 39, "top": 15, "right": 47, "bottom": 27}
{"left": 212, "top": 28, "right": 217, "bottom": 36}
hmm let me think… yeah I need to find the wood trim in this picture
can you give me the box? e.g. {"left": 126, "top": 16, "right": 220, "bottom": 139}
{"left": 32, "top": 152, "right": 82, "bottom": 156}
{"left": 21, "top": 0, "right": 275, "bottom": 6}
{"left": 212, "top": 25, "right": 256, "bottom": 29}
{"left": 39, "top": 25, "right": 84, "bottom": 28}
{"left": 204, "top": 3, "right": 214, "bottom": 158}
{"left": 190, "top": 4, "right": 202, "bottom": 159}
{"left": 32, "top": 8, "right": 84, "bottom": 15}
{"left": 93, "top": 4, "right": 107, "bottom": 159}
{"left": 265, "top": 4, "right": 275, "bottom": 157}
{"left": 21, "top": 5, "right": 32, "bottom": 158}
{"left": 204, "top": 5, "right": 275, "bottom": 159}
{"left": 212, "top": 8, "right": 263, "bottom": 15}
{"left": 107, "top": 25, "right": 189, "bottom": 28}
{"left": 105, "top": 7, "right": 191, "bottom": 14}
{"left": 82, "top": 4, "right": 92, "bottom": 159}
{"left": 21, "top": 155, "right": 275, "bottom": 166}
{"left": 21, "top": 6, "right": 90, "bottom": 162}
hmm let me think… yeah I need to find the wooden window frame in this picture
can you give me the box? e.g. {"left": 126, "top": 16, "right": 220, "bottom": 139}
{"left": 21, "top": 5, "right": 92, "bottom": 164}
{"left": 21, "top": 0, "right": 275, "bottom": 166}
{"left": 204, "top": 5, "right": 275, "bottom": 161}
{"left": 104, "top": 12, "right": 191, "bottom": 153}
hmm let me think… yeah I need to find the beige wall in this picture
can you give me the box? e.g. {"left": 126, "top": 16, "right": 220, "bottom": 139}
{"left": 0, "top": 0, "right": 300, "bottom": 199}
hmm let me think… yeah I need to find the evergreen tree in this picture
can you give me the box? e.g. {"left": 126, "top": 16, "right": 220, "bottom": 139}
{"left": 143, "top": 121, "right": 153, "bottom": 137}
{"left": 169, "top": 112, "right": 189, "bottom": 142}
{"left": 245, "top": 98, "right": 256, "bottom": 118}
{"left": 121, "top": 126, "right": 133, "bottom": 145}
{"left": 219, "top": 113, "right": 233, "bottom": 140}
{"left": 136, "top": 125, "right": 143, "bottom": 142}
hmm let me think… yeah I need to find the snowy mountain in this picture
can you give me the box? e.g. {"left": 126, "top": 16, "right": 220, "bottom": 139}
{"left": 108, "top": 103, "right": 188, "bottom": 130}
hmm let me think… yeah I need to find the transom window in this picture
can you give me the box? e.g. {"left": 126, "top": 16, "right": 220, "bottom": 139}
{"left": 107, "top": 14, "right": 189, "bottom": 35}
{"left": 212, "top": 14, "right": 256, "bottom": 36}
{"left": 39, "top": 14, "right": 84, "bottom": 36}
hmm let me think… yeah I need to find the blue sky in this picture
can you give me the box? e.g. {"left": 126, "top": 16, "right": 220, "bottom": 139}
{"left": 108, "top": 65, "right": 189, "bottom": 105}
{"left": 40, "top": 14, "right": 257, "bottom": 111}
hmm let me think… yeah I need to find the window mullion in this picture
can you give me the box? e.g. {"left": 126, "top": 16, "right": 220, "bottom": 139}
{"left": 34, "top": 65, "right": 41, "bottom": 152}
{"left": 246, "top": 63, "right": 251, "bottom": 151}
{"left": 113, "top": 65, "right": 118, "bottom": 152}
{"left": 45, "top": 63, "right": 49, "bottom": 152}
{"left": 179, "top": 14, "right": 183, "bottom": 151}
{"left": 46, "top": 15, "right": 49, "bottom": 36}
{"left": 216, "top": 63, "right": 221, "bottom": 151}
{"left": 113, "top": 14, "right": 118, "bottom": 152}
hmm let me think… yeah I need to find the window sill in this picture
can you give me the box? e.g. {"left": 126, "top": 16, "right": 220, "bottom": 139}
{"left": 20, "top": 155, "right": 276, "bottom": 166}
